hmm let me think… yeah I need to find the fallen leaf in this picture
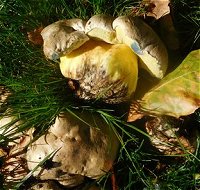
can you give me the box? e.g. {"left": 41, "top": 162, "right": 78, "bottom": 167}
{"left": 145, "top": 116, "right": 195, "bottom": 155}
{"left": 130, "top": 2, "right": 156, "bottom": 18}
{"left": 144, "top": 0, "right": 170, "bottom": 19}
{"left": 0, "top": 148, "right": 7, "bottom": 157}
{"left": 128, "top": 49, "right": 200, "bottom": 122}
{"left": 27, "top": 26, "right": 44, "bottom": 45}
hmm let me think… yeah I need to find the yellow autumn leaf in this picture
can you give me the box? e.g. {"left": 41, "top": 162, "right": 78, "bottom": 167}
{"left": 128, "top": 49, "right": 200, "bottom": 122}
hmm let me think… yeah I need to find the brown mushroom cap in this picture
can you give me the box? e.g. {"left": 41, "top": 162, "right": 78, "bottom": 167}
{"left": 112, "top": 16, "right": 168, "bottom": 79}
{"left": 26, "top": 111, "right": 119, "bottom": 187}
{"left": 42, "top": 15, "right": 167, "bottom": 78}
{"left": 41, "top": 19, "right": 89, "bottom": 61}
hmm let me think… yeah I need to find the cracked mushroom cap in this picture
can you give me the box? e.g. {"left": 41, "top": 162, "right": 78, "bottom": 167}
{"left": 112, "top": 16, "right": 168, "bottom": 79}
{"left": 41, "top": 19, "right": 89, "bottom": 61}
{"left": 26, "top": 111, "right": 119, "bottom": 187}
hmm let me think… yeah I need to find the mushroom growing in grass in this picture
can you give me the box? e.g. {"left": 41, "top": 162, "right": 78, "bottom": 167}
{"left": 41, "top": 14, "right": 168, "bottom": 103}
{"left": 26, "top": 111, "right": 119, "bottom": 187}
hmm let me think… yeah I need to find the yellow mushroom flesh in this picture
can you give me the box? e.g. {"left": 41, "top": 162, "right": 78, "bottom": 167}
{"left": 113, "top": 16, "right": 168, "bottom": 79}
{"left": 60, "top": 40, "right": 138, "bottom": 103}
{"left": 42, "top": 15, "right": 168, "bottom": 103}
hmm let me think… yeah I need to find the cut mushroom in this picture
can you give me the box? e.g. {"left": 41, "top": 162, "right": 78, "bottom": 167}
{"left": 26, "top": 111, "right": 119, "bottom": 187}
{"left": 41, "top": 19, "right": 89, "bottom": 61}
{"left": 113, "top": 16, "right": 168, "bottom": 79}
{"left": 60, "top": 40, "right": 138, "bottom": 103}
{"left": 42, "top": 15, "right": 168, "bottom": 103}
{"left": 85, "top": 14, "right": 118, "bottom": 44}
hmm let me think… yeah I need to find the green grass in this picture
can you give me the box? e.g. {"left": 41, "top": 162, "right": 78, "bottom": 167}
{"left": 0, "top": 0, "right": 200, "bottom": 189}
{"left": 172, "top": 0, "right": 200, "bottom": 52}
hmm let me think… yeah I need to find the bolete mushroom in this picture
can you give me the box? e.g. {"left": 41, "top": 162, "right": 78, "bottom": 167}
{"left": 41, "top": 14, "right": 168, "bottom": 103}
{"left": 112, "top": 16, "right": 168, "bottom": 79}
{"left": 26, "top": 111, "right": 119, "bottom": 187}
{"left": 60, "top": 40, "right": 138, "bottom": 103}
{"left": 41, "top": 19, "right": 89, "bottom": 61}
{"left": 85, "top": 14, "right": 118, "bottom": 44}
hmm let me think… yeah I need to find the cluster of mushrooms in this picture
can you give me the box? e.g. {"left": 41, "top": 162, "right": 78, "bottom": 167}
{"left": 42, "top": 14, "right": 168, "bottom": 103}
{"left": 0, "top": 14, "right": 171, "bottom": 189}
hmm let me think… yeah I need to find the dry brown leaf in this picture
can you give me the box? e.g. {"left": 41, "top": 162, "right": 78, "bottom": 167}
{"left": 144, "top": 0, "right": 170, "bottom": 19}
{"left": 144, "top": 117, "right": 195, "bottom": 155}
{"left": 27, "top": 26, "right": 44, "bottom": 45}
{"left": 0, "top": 148, "right": 7, "bottom": 157}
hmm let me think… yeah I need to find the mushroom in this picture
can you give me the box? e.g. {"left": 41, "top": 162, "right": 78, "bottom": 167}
{"left": 60, "top": 40, "right": 138, "bottom": 103}
{"left": 26, "top": 111, "right": 119, "bottom": 187}
{"left": 112, "top": 16, "right": 168, "bottom": 79}
{"left": 41, "top": 15, "right": 168, "bottom": 103}
{"left": 85, "top": 14, "right": 118, "bottom": 44}
{"left": 41, "top": 19, "right": 89, "bottom": 61}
